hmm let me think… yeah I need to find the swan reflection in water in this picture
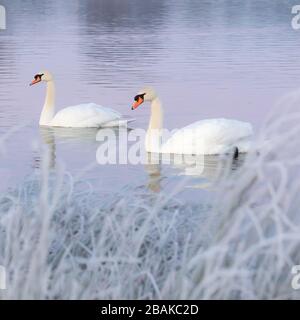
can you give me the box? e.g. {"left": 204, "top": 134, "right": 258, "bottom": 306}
{"left": 37, "top": 126, "right": 101, "bottom": 170}
{"left": 37, "top": 127, "right": 245, "bottom": 193}
{"left": 144, "top": 152, "right": 245, "bottom": 192}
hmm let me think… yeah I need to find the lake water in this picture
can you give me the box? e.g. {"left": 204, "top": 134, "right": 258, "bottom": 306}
{"left": 0, "top": 0, "right": 299, "bottom": 198}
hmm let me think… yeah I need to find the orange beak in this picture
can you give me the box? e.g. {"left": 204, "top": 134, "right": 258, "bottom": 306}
{"left": 30, "top": 79, "right": 41, "bottom": 86}
{"left": 132, "top": 97, "right": 144, "bottom": 110}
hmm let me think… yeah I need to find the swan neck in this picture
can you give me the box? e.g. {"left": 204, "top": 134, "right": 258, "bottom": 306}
{"left": 149, "top": 97, "right": 163, "bottom": 130}
{"left": 39, "top": 81, "right": 55, "bottom": 126}
{"left": 145, "top": 97, "right": 164, "bottom": 153}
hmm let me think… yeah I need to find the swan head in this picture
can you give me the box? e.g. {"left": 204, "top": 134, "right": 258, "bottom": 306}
{"left": 132, "top": 87, "right": 157, "bottom": 110}
{"left": 30, "top": 71, "right": 53, "bottom": 86}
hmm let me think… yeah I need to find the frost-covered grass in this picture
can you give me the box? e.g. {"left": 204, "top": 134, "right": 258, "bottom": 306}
{"left": 1, "top": 90, "right": 300, "bottom": 299}
{"left": 0, "top": 152, "right": 211, "bottom": 300}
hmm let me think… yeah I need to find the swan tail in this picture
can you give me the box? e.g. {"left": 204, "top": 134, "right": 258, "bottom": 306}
{"left": 233, "top": 146, "right": 239, "bottom": 160}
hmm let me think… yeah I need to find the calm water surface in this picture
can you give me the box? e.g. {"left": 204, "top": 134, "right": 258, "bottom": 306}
{"left": 0, "top": 0, "right": 299, "bottom": 197}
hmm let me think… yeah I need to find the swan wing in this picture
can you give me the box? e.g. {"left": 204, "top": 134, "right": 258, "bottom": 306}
{"left": 161, "top": 118, "right": 254, "bottom": 155}
{"left": 50, "top": 103, "right": 121, "bottom": 128}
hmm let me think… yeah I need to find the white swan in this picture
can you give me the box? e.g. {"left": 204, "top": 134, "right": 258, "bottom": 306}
{"left": 131, "top": 87, "right": 253, "bottom": 156}
{"left": 30, "top": 71, "right": 134, "bottom": 128}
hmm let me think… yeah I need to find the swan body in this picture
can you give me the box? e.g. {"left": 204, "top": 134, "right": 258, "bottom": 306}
{"left": 160, "top": 118, "right": 253, "bottom": 155}
{"left": 49, "top": 103, "right": 122, "bottom": 128}
{"left": 131, "top": 87, "right": 253, "bottom": 155}
{"left": 31, "top": 71, "right": 133, "bottom": 128}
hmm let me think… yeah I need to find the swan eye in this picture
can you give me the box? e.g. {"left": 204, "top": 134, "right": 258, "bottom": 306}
{"left": 34, "top": 74, "right": 44, "bottom": 80}
{"left": 134, "top": 93, "right": 146, "bottom": 101}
